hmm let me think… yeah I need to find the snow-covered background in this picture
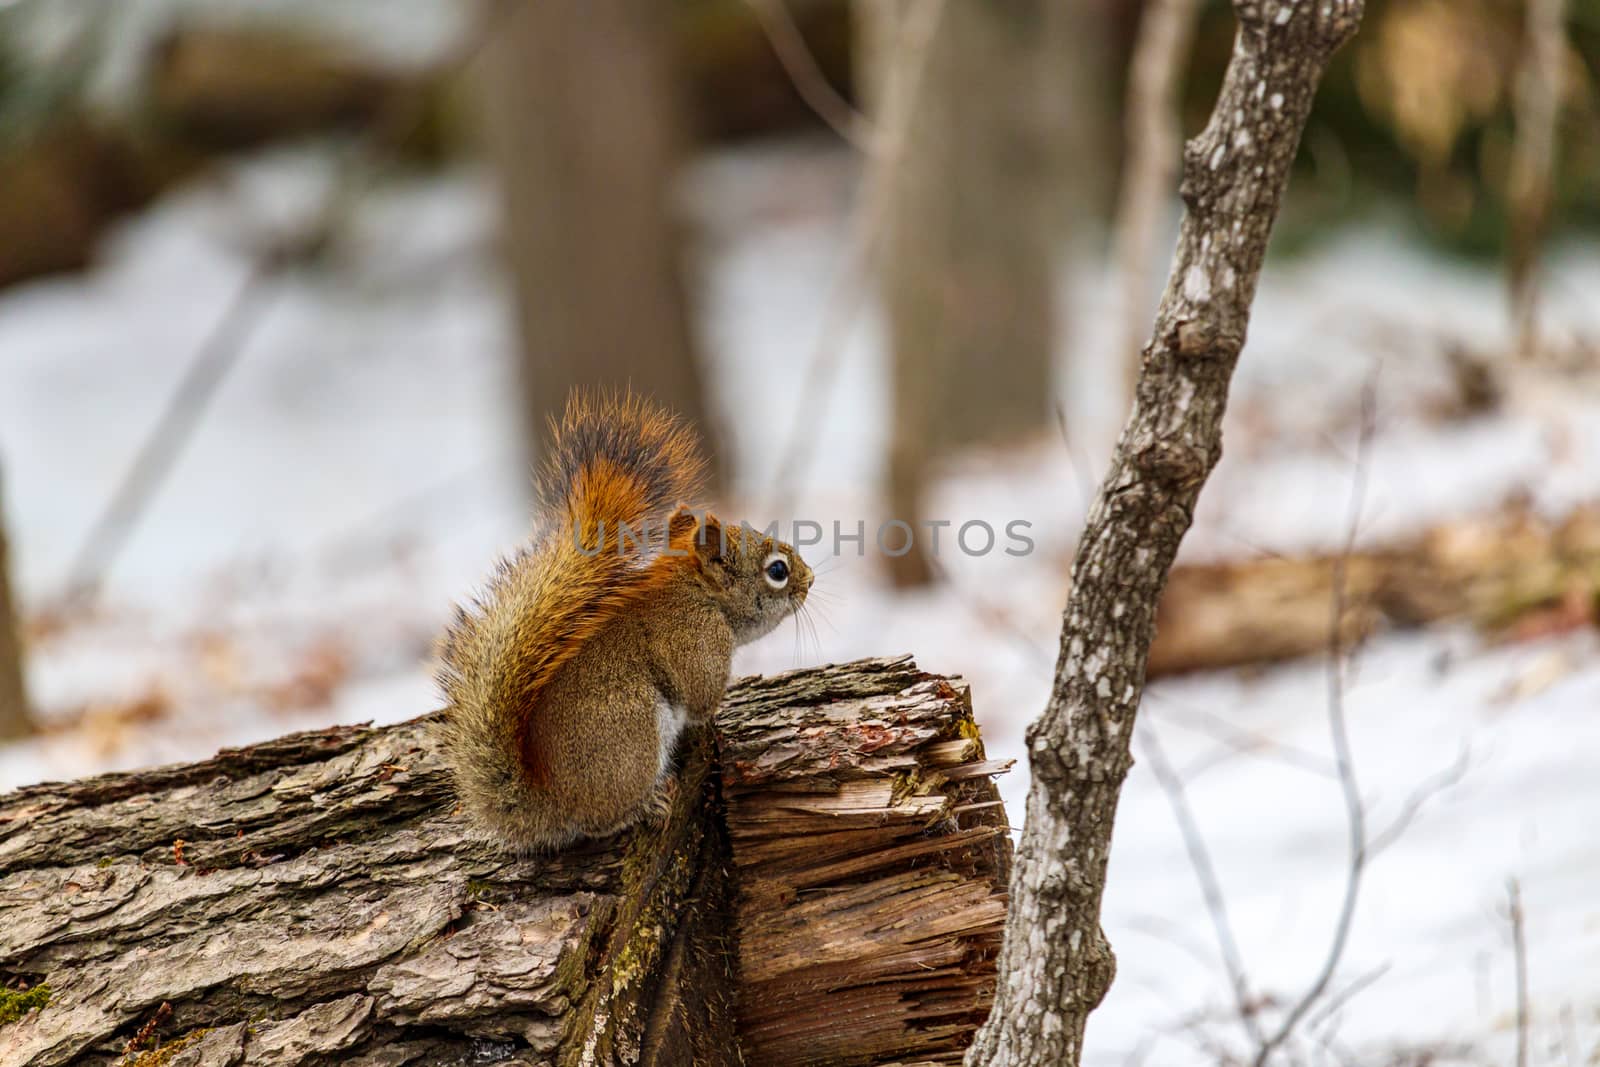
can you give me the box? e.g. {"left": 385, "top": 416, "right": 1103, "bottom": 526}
{"left": 2, "top": 134, "right": 1598, "bottom": 1064}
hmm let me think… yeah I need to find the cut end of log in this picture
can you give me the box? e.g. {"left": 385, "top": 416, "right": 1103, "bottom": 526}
{"left": 720, "top": 656, "right": 1013, "bottom": 1066}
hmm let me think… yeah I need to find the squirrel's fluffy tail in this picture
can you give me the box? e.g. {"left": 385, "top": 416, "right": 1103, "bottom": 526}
{"left": 535, "top": 390, "right": 706, "bottom": 543}
{"left": 435, "top": 391, "right": 706, "bottom": 850}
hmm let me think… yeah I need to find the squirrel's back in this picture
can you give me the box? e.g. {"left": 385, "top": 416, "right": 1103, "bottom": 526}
{"left": 436, "top": 391, "right": 706, "bottom": 848}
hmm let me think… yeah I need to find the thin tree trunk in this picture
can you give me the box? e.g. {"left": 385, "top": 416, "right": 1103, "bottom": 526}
{"left": 0, "top": 657, "right": 1007, "bottom": 1065}
{"left": 966, "top": 3, "right": 1365, "bottom": 1064}
{"left": 863, "top": 0, "right": 1082, "bottom": 587}
{"left": 1507, "top": 0, "right": 1568, "bottom": 363}
{"left": 1111, "top": 0, "right": 1203, "bottom": 412}
{"left": 0, "top": 466, "right": 30, "bottom": 741}
{"left": 478, "top": 0, "right": 722, "bottom": 489}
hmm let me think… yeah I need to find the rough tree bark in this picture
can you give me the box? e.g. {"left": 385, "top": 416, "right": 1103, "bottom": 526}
{"left": 0, "top": 467, "right": 31, "bottom": 741}
{"left": 861, "top": 0, "right": 1089, "bottom": 587}
{"left": 0, "top": 657, "right": 1008, "bottom": 1066}
{"left": 478, "top": 0, "right": 722, "bottom": 488}
{"left": 965, "top": 3, "right": 1365, "bottom": 1065}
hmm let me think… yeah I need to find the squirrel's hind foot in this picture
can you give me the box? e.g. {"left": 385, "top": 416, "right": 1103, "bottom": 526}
{"left": 642, "top": 772, "right": 680, "bottom": 826}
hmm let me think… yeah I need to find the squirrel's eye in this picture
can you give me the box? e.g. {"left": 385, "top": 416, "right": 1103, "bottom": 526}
{"left": 763, "top": 556, "right": 790, "bottom": 590}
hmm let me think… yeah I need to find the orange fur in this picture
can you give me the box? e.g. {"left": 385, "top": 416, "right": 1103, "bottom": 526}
{"left": 436, "top": 391, "right": 705, "bottom": 790}
{"left": 434, "top": 389, "right": 812, "bottom": 853}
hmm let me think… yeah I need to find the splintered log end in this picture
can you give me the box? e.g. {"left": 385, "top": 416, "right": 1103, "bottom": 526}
{"left": 719, "top": 655, "right": 1013, "bottom": 1065}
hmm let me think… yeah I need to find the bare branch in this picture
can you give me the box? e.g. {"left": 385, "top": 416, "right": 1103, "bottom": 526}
{"left": 966, "top": 4, "right": 1365, "bottom": 1063}
{"left": 1367, "top": 744, "right": 1469, "bottom": 857}
{"left": 1136, "top": 723, "right": 1266, "bottom": 1051}
{"left": 1250, "top": 378, "right": 1376, "bottom": 1067}
{"left": 56, "top": 8, "right": 506, "bottom": 606}
{"left": 1559, "top": 1003, "right": 1579, "bottom": 1067}
{"left": 743, "top": 0, "right": 875, "bottom": 151}
{"left": 768, "top": 0, "right": 946, "bottom": 515}
{"left": 1303, "top": 962, "right": 1391, "bottom": 1037}
{"left": 1141, "top": 696, "right": 1336, "bottom": 780}
{"left": 1507, "top": 878, "right": 1531, "bottom": 1067}
{"left": 1122, "top": 914, "right": 1224, "bottom": 975}
{"left": 60, "top": 263, "right": 278, "bottom": 605}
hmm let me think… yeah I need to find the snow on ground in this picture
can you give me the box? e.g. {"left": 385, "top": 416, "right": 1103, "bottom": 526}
{"left": 1, "top": 138, "right": 1598, "bottom": 1063}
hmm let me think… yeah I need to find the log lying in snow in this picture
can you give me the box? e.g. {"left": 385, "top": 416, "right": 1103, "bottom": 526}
{"left": 0, "top": 656, "right": 1010, "bottom": 1066}
{"left": 1149, "top": 503, "right": 1600, "bottom": 676}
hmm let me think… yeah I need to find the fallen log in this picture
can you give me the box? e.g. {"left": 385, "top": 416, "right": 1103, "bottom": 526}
{"left": 1149, "top": 502, "right": 1600, "bottom": 675}
{"left": 0, "top": 655, "right": 1009, "bottom": 1066}
{"left": 0, "top": 5, "right": 856, "bottom": 296}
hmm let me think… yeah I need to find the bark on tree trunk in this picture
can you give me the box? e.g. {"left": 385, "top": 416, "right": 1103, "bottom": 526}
{"left": 478, "top": 0, "right": 722, "bottom": 490}
{"left": 861, "top": 0, "right": 1083, "bottom": 588}
{"left": 966, "top": 3, "right": 1365, "bottom": 1065}
{"left": 0, "top": 656, "right": 1007, "bottom": 1066}
{"left": 0, "top": 467, "right": 30, "bottom": 741}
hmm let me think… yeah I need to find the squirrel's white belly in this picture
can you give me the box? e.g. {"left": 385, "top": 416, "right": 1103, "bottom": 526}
{"left": 654, "top": 697, "right": 688, "bottom": 777}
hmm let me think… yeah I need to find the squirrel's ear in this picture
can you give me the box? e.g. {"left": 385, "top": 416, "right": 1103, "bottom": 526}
{"left": 667, "top": 505, "right": 698, "bottom": 543}
{"left": 692, "top": 513, "right": 726, "bottom": 568}
{"left": 668, "top": 506, "right": 726, "bottom": 569}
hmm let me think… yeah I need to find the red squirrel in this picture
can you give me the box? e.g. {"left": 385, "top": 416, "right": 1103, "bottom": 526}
{"left": 436, "top": 392, "right": 812, "bottom": 852}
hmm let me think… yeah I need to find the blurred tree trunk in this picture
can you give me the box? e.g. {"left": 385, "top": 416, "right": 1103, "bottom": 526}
{"left": 479, "top": 0, "right": 722, "bottom": 489}
{"left": 1112, "top": 0, "right": 1202, "bottom": 413}
{"left": 1507, "top": 0, "right": 1568, "bottom": 362}
{"left": 0, "top": 466, "right": 31, "bottom": 741}
{"left": 861, "top": 0, "right": 1107, "bottom": 587}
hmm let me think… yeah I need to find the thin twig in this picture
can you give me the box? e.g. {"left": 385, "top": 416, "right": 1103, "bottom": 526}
{"left": 1302, "top": 962, "right": 1390, "bottom": 1036}
{"left": 767, "top": 0, "right": 947, "bottom": 516}
{"left": 1122, "top": 913, "right": 1224, "bottom": 974}
{"left": 1141, "top": 696, "right": 1337, "bottom": 780}
{"left": 313, "top": 450, "right": 518, "bottom": 574}
{"left": 1507, "top": 878, "right": 1530, "bottom": 1067}
{"left": 56, "top": 5, "right": 506, "bottom": 604}
{"left": 61, "top": 262, "right": 278, "bottom": 604}
{"left": 743, "top": 0, "right": 875, "bottom": 151}
{"left": 1559, "top": 1003, "right": 1579, "bottom": 1067}
{"left": 1251, "top": 377, "right": 1378, "bottom": 1067}
{"left": 1054, "top": 402, "right": 1098, "bottom": 516}
{"left": 1367, "top": 743, "right": 1470, "bottom": 856}
{"left": 1137, "top": 723, "right": 1267, "bottom": 1052}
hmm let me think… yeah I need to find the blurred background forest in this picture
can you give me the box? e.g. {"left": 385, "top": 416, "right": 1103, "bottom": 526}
{"left": 1, "top": 0, "right": 1599, "bottom": 1063}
